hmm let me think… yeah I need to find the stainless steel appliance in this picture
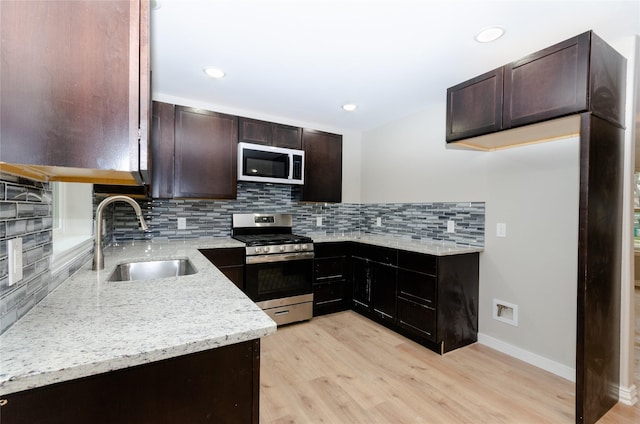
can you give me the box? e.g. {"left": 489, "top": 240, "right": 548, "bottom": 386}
{"left": 237, "top": 142, "right": 304, "bottom": 185}
{"left": 232, "top": 213, "right": 313, "bottom": 325}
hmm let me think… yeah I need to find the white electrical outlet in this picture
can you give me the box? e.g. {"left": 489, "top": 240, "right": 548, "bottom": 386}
{"left": 177, "top": 217, "right": 187, "bottom": 230}
{"left": 316, "top": 217, "right": 323, "bottom": 227}
{"left": 496, "top": 223, "right": 507, "bottom": 237}
{"left": 376, "top": 217, "right": 382, "bottom": 227}
{"left": 8, "top": 237, "right": 23, "bottom": 286}
{"left": 447, "top": 220, "right": 455, "bottom": 233}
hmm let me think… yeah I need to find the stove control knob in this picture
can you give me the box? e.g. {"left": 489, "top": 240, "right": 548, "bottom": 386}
{"left": 301, "top": 244, "right": 308, "bottom": 251}
{"left": 263, "top": 246, "right": 270, "bottom": 253}
{"left": 255, "top": 247, "right": 262, "bottom": 254}
{"left": 279, "top": 245, "right": 286, "bottom": 252}
{"left": 293, "top": 244, "right": 301, "bottom": 251}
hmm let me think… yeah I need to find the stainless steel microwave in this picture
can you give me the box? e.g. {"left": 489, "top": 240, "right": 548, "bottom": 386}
{"left": 237, "top": 142, "right": 304, "bottom": 185}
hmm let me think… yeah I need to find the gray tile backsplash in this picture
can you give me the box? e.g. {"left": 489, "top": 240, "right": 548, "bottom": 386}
{"left": 0, "top": 174, "right": 90, "bottom": 334}
{"left": 105, "top": 182, "right": 484, "bottom": 247}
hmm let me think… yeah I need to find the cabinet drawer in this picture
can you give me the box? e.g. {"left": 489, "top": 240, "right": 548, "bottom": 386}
{"left": 199, "top": 248, "right": 244, "bottom": 267}
{"left": 352, "top": 243, "right": 397, "bottom": 266}
{"left": 398, "top": 251, "right": 436, "bottom": 275}
{"left": 313, "top": 280, "right": 346, "bottom": 306}
{"left": 397, "top": 269, "right": 435, "bottom": 305}
{"left": 315, "top": 257, "right": 347, "bottom": 280}
{"left": 397, "top": 297, "right": 436, "bottom": 342}
{"left": 314, "top": 241, "right": 350, "bottom": 257}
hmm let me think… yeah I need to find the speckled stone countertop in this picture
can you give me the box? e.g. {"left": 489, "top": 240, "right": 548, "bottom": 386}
{"left": 0, "top": 238, "right": 276, "bottom": 396}
{"left": 310, "top": 233, "right": 483, "bottom": 256}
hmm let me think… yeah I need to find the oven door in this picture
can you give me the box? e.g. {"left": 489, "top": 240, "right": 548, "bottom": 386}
{"left": 244, "top": 252, "right": 313, "bottom": 302}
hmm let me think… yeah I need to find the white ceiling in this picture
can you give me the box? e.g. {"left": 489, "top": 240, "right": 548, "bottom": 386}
{"left": 151, "top": 0, "right": 640, "bottom": 133}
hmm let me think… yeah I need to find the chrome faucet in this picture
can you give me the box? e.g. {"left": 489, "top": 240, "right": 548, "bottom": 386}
{"left": 92, "top": 195, "right": 149, "bottom": 270}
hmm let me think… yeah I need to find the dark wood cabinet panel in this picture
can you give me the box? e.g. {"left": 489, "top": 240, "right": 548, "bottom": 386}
{"left": 397, "top": 269, "right": 436, "bottom": 307}
{"left": 0, "top": 0, "right": 149, "bottom": 181}
{"left": 313, "top": 242, "right": 351, "bottom": 316}
{"left": 173, "top": 107, "right": 238, "bottom": 199}
{"left": 301, "top": 129, "right": 342, "bottom": 203}
{"left": 351, "top": 256, "right": 371, "bottom": 310}
{"left": 370, "top": 263, "right": 396, "bottom": 322}
{"left": 446, "top": 67, "right": 504, "bottom": 142}
{"left": 238, "top": 117, "right": 302, "bottom": 149}
{"left": 397, "top": 297, "right": 436, "bottom": 342}
{"left": 1, "top": 340, "right": 261, "bottom": 424}
{"left": 504, "top": 32, "right": 590, "bottom": 128}
{"left": 150, "top": 101, "right": 176, "bottom": 198}
{"left": 200, "top": 248, "right": 245, "bottom": 290}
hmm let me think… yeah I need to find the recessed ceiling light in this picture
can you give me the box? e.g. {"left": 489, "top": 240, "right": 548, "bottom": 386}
{"left": 342, "top": 104, "right": 357, "bottom": 112}
{"left": 475, "top": 26, "right": 506, "bottom": 43}
{"left": 204, "top": 67, "right": 225, "bottom": 79}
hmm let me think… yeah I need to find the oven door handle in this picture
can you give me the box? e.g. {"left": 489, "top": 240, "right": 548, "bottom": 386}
{"left": 245, "top": 252, "right": 315, "bottom": 264}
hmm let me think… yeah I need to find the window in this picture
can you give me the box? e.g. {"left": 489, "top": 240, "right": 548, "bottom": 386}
{"left": 51, "top": 182, "right": 94, "bottom": 272}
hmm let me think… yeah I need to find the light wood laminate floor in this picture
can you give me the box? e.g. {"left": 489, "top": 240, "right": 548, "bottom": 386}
{"left": 260, "top": 309, "right": 640, "bottom": 423}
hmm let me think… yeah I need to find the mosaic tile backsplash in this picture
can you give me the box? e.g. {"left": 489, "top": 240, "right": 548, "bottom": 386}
{"left": 103, "top": 182, "right": 484, "bottom": 247}
{"left": 0, "top": 175, "right": 91, "bottom": 334}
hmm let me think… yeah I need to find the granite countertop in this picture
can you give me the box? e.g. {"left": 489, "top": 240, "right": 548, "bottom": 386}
{"left": 0, "top": 238, "right": 277, "bottom": 396}
{"left": 311, "top": 233, "right": 484, "bottom": 256}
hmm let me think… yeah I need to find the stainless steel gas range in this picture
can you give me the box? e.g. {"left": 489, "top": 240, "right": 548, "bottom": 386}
{"left": 232, "top": 213, "right": 314, "bottom": 326}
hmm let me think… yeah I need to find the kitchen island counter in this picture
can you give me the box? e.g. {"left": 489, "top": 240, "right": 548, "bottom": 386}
{"left": 0, "top": 238, "right": 276, "bottom": 396}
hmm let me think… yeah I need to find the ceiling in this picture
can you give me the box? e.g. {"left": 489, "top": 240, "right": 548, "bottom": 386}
{"left": 151, "top": 0, "right": 640, "bottom": 133}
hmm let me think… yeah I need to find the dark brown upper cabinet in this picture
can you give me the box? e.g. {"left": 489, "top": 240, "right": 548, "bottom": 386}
{"left": 446, "top": 30, "right": 626, "bottom": 145}
{"left": 446, "top": 67, "right": 504, "bottom": 141}
{"left": 0, "top": 0, "right": 150, "bottom": 185}
{"left": 301, "top": 129, "right": 343, "bottom": 203}
{"left": 151, "top": 102, "right": 238, "bottom": 199}
{"left": 238, "top": 117, "right": 302, "bottom": 149}
{"left": 174, "top": 107, "right": 238, "bottom": 199}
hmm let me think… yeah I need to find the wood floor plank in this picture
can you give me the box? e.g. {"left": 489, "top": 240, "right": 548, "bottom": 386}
{"left": 260, "top": 309, "right": 640, "bottom": 423}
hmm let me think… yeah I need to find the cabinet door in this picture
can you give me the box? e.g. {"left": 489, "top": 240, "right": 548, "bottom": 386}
{"left": 301, "top": 130, "right": 342, "bottom": 203}
{"left": 446, "top": 67, "right": 504, "bottom": 142}
{"left": 0, "top": 0, "right": 146, "bottom": 175}
{"left": 351, "top": 257, "right": 371, "bottom": 309}
{"left": 504, "top": 32, "right": 590, "bottom": 129}
{"left": 238, "top": 118, "right": 271, "bottom": 146}
{"left": 238, "top": 118, "right": 302, "bottom": 149}
{"left": 371, "top": 263, "right": 396, "bottom": 321}
{"left": 272, "top": 124, "right": 302, "bottom": 149}
{"left": 174, "top": 107, "right": 238, "bottom": 198}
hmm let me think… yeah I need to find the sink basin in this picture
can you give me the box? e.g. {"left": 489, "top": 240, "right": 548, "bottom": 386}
{"left": 108, "top": 259, "right": 197, "bottom": 282}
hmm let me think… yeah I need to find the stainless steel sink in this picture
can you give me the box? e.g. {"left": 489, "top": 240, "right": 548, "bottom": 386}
{"left": 108, "top": 259, "right": 197, "bottom": 282}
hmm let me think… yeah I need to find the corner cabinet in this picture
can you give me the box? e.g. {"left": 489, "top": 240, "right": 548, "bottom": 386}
{"left": 150, "top": 102, "right": 238, "bottom": 199}
{"left": 0, "top": 0, "right": 150, "bottom": 185}
{"left": 349, "top": 242, "right": 479, "bottom": 354}
{"left": 446, "top": 31, "right": 625, "bottom": 143}
{"left": 301, "top": 129, "right": 343, "bottom": 203}
{"left": 200, "top": 248, "right": 245, "bottom": 290}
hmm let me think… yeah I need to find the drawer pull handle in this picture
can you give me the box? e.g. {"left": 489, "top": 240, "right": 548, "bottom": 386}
{"left": 0, "top": 399, "right": 7, "bottom": 406}
{"left": 274, "top": 310, "right": 290, "bottom": 316}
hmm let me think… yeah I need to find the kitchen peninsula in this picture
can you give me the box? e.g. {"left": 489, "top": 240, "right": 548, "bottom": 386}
{"left": 0, "top": 239, "right": 276, "bottom": 424}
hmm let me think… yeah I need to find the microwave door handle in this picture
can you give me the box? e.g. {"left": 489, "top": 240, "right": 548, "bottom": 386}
{"left": 288, "top": 153, "right": 293, "bottom": 179}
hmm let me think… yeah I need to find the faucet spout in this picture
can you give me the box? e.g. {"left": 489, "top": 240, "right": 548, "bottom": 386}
{"left": 92, "top": 195, "right": 149, "bottom": 271}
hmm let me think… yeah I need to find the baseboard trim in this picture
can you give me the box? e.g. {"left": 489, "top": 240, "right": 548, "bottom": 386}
{"left": 477, "top": 333, "right": 575, "bottom": 382}
{"left": 619, "top": 383, "right": 638, "bottom": 406}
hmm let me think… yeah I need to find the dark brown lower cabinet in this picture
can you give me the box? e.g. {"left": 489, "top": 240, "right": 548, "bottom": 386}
{"left": 200, "top": 247, "right": 245, "bottom": 290}
{"left": 348, "top": 242, "right": 479, "bottom": 354}
{"left": 1, "top": 340, "right": 261, "bottom": 424}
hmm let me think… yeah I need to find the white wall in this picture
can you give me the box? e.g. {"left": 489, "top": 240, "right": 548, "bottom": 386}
{"left": 362, "top": 103, "right": 580, "bottom": 374}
